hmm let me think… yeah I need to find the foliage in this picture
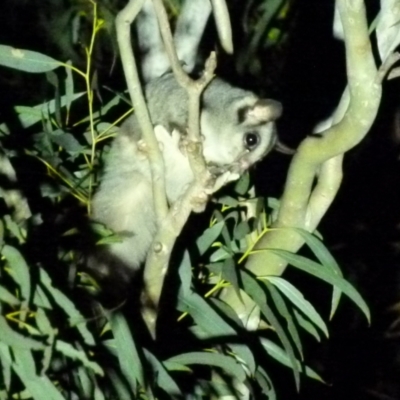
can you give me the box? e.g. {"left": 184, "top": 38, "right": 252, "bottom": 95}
{"left": 0, "top": 1, "right": 372, "bottom": 399}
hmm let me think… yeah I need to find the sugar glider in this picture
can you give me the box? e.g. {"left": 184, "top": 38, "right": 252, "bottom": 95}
{"left": 89, "top": 0, "right": 282, "bottom": 284}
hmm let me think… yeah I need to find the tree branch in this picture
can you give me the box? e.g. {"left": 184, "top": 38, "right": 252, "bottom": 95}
{"left": 245, "top": 0, "right": 388, "bottom": 276}
{"left": 115, "top": 0, "right": 168, "bottom": 221}
{"left": 140, "top": 0, "right": 217, "bottom": 337}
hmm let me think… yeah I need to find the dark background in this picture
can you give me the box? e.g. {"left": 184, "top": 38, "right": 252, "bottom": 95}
{"left": 1, "top": 1, "right": 399, "bottom": 399}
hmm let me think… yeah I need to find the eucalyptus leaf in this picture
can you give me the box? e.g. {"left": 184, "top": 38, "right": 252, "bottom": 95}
{"left": 268, "top": 249, "right": 371, "bottom": 323}
{"left": 234, "top": 172, "right": 250, "bottom": 195}
{"left": 216, "top": 195, "right": 240, "bottom": 207}
{"left": 178, "top": 292, "right": 256, "bottom": 374}
{"left": 1, "top": 245, "right": 30, "bottom": 300}
{"left": 0, "top": 343, "right": 12, "bottom": 391}
{"left": 93, "top": 382, "right": 106, "bottom": 400}
{"left": 39, "top": 268, "right": 95, "bottom": 345}
{"left": 265, "top": 281, "right": 303, "bottom": 359}
{"left": 108, "top": 369, "right": 131, "bottom": 400}
{"left": 52, "top": 133, "right": 83, "bottom": 153}
{"left": 240, "top": 271, "right": 300, "bottom": 390}
{"left": 14, "top": 92, "right": 85, "bottom": 129}
{"left": 167, "top": 352, "right": 246, "bottom": 383}
{"left": 265, "top": 276, "right": 329, "bottom": 338}
{"left": 0, "top": 316, "right": 45, "bottom": 350}
{"left": 107, "top": 312, "right": 143, "bottom": 394}
{"left": 144, "top": 349, "right": 182, "bottom": 396}
{"left": 255, "top": 367, "right": 276, "bottom": 400}
{"left": 260, "top": 338, "right": 324, "bottom": 382}
{"left": 233, "top": 220, "right": 250, "bottom": 241}
{"left": 64, "top": 61, "right": 74, "bottom": 116}
{"left": 0, "top": 285, "right": 20, "bottom": 306}
{"left": 210, "top": 246, "right": 232, "bottom": 262}
{"left": 221, "top": 257, "right": 241, "bottom": 298}
{"left": 290, "top": 227, "right": 342, "bottom": 317}
{"left": 13, "top": 348, "right": 65, "bottom": 400}
{"left": 197, "top": 221, "right": 225, "bottom": 255}
{"left": 293, "top": 309, "right": 321, "bottom": 342}
{"left": 55, "top": 341, "right": 104, "bottom": 375}
{"left": 0, "top": 45, "right": 60, "bottom": 73}
{"left": 178, "top": 250, "right": 192, "bottom": 297}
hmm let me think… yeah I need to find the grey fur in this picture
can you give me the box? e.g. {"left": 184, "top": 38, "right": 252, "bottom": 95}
{"left": 89, "top": 0, "right": 282, "bottom": 284}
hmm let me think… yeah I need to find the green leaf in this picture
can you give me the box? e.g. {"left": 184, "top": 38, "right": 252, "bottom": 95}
{"left": 1, "top": 245, "right": 30, "bottom": 300}
{"left": 208, "top": 298, "right": 244, "bottom": 328}
{"left": 108, "top": 369, "right": 131, "bottom": 400}
{"left": 233, "top": 220, "right": 251, "bottom": 241}
{"left": 178, "top": 292, "right": 256, "bottom": 374}
{"left": 56, "top": 340, "right": 103, "bottom": 375}
{"left": 265, "top": 281, "right": 303, "bottom": 359}
{"left": 33, "top": 285, "right": 52, "bottom": 309}
{"left": 108, "top": 312, "right": 143, "bottom": 394}
{"left": 73, "top": 365, "right": 93, "bottom": 399}
{"left": 178, "top": 250, "right": 192, "bottom": 297}
{"left": 0, "top": 45, "right": 60, "bottom": 73}
{"left": 64, "top": 61, "right": 74, "bottom": 116}
{"left": 234, "top": 172, "right": 250, "bottom": 195}
{"left": 213, "top": 209, "right": 236, "bottom": 245}
{"left": 197, "top": 221, "right": 225, "bottom": 255}
{"left": 4, "top": 215, "right": 26, "bottom": 243}
{"left": 240, "top": 271, "right": 300, "bottom": 390}
{"left": 268, "top": 249, "right": 371, "bottom": 323}
{"left": 293, "top": 309, "right": 321, "bottom": 342}
{"left": 255, "top": 366, "right": 276, "bottom": 400}
{"left": 210, "top": 246, "right": 232, "bottom": 262}
{"left": 166, "top": 352, "right": 246, "bottom": 383}
{"left": 13, "top": 348, "right": 66, "bottom": 400}
{"left": 260, "top": 338, "right": 324, "bottom": 382}
{"left": 93, "top": 381, "right": 106, "bottom": 400}
{"left": 52, "top": 132, "right": 83, "bottom": 153}
{"left": 163, "top": 360, "right": 192, "bottom": 372}
{"left": 39, "top": 268, "right": 96, "bottom": 345}
{"left": 35, "top": 307, "right": 53, "bottom": 337}
{"left": 144, "top": 350, "right": 182, "bottom": 396}
{"left": 14, "top": 92, "right": 84, "bottom": 129}
{"left": 291, "top": 228, "right": 342, "bottom": 317}
{"left": 0, "top": 285, "right": 20, "bottom": 306}
{"left": 0, "top": 343, "right": 12, "bottom": 392}
{"left": 0, "top": 316, "right": 45, "bottom": 350}
{"left": 221, "top": 257, "right": 241, "bottom": 297}
{"left": 216, "top": 195, "right": 240, "bottom": 207}
{"left": 265, "top": 276, "right": 329, "bottom": 338}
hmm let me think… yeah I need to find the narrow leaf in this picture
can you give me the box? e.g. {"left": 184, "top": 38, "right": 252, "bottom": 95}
{"left": 56, "top": 340, "right": 103, "bottom": 375}
{"left": 0, "top": 285, "right": 20, "bottom": 306}
{"left": 178, "top": 292, "right": 256, "bottom": 374}
{"left": 178, "top": 250, "right": 192, "bottom": 297}
{"left": 265, "top": 282, "right": 303, "bottom": 359}
{"left": 0, "top": 45, "right": 60, "bottom": 73}
{"left": 144, "top": 350, "right": 182, "bottom": 396}
{"left": 2, "top": 245, "right": 30, "bottom": 300}
{"left": 167, "top": 352, "right": 246, "bottom": 383}
{"left": 268, "top": 249, "right": 371, "bottom": 323}
{"left": 255, "top": 367, "right": 276, "bottom": 400}
{"left": 39, "top": 268, "right": 95, "bottom": 345}
{"left": 291, "top": 227, "right": 342, "bottom": 316}
{"left": 0, "top": 315, "right": 44, "bottom": 350}
{"left": 265, "top": 276, "right": 329, "bottom": 338}
{"left": 293, "top": 309, "right": 321, "bottom": 342}
{"left": 197, "top": 221, "right": 225, "bottom": 255}
{"left": 240, "top": 271, "right": 300, "bottom": 390}
{"left": 260, "top": 338, "right": 324, "bottom": 382}
{"left": 108, "top": 312, "right": 143, "bottom": 393}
